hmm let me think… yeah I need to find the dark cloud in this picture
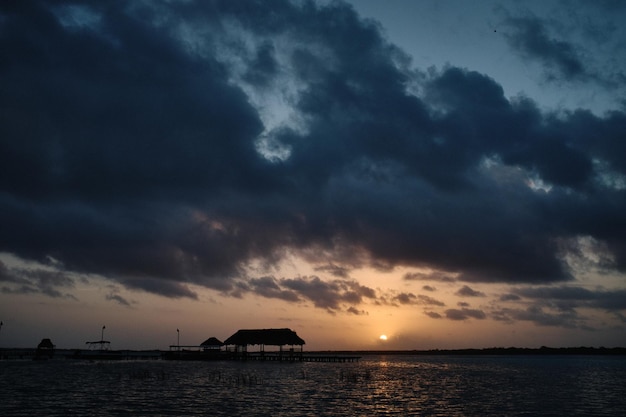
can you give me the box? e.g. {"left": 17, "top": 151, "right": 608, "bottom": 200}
{"left": 515, "top": 285, "right": 597, "bottom": 301}
{"left": 1, "top": 285, "right": 39, "bottom": 296}
{"left": 588, "top": 0, "right": 626, "bottom": 11}
{"left": 0, "top": 0, "right": 625, "bottom": 303}
{"left": 500, "top": 293, "right": 521, "bottom": 301}
{"left": 121, "top": 277, "right": 198, "bottom": 300}
{"left": 444, "top": 308, "right": 487, "bottom": 321}
{"left": 105, "top": 291, "right": 132, "bottom": 307}
{"left": 279, "top": 276, "right": 376, "bottom": 312}
{"left": 492, "top": 305, "right": 585, "bottom": 329}
{"left": 424, "top": 311, "right": 442, "bottom": 319}
{"left": 0, "top": 260, "right": 77, "bottom": 299}
{"left": 456, "top": 285, "right": 486, "bottom": 297}
{"left": 503, "top": 15, "right": 587, "bottom": 81}
{"left": 243, "top": 276, "right": 300, "bottom": 303}
{"left": 392, "top": 292, "right": 445, "bottom": 307}
{"left": 346, "top": 306, "right": 367, "bottom": 315}
{"left": 513, "top": 286, "right": 626, "bottom": 311}
{"left": 314, "top": 264, "right": 351, "bottom": 278}
{"left": 501, "top": 10, "right": 626, "bottom": 93}
{"left": 393, "top": 292, "right": 415, "bottom": 305}
{"left": 227, "top": 274, "right": 379, "bottom": 314}
{"left": 403, "top": 271, "right": 456, "bottom": 283}
{"left": 422, "top": 285, "right": 436, "bottom": 292}
{"left": 489, "top": 285, "right": 626, "bottom": 328}
{"left": 0, "top": 261, "right": 24, "bottom": 285}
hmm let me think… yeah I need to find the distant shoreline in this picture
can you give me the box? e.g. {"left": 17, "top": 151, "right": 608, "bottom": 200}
{"left": 316, "top": 346, "right": 626, "bottom": 356}
{"left": 1, "top": 346, "right": 626, "bottom": 359}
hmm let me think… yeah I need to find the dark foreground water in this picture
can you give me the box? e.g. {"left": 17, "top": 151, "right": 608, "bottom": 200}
{"left": 1, "top": 355, "right": 626, "bottom": 416}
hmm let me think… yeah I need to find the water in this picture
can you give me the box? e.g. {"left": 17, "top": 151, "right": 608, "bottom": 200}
{"left": 1, "top": 355, "right": 625, "bottom": 416}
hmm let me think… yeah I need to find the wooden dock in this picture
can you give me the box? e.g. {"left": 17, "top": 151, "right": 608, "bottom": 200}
{"left": 238, "top": 352, "right": 360, "bottom": 362}
{"left": 301, "top": 354, "right": 360, "bottom": 362}
{"left": 163, "top": 350, "right": 360, "bottom": 362}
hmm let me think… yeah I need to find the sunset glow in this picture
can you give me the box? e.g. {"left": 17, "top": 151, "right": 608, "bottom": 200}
{"left": 0, "top": 0, "right": 625, "bottom": 352}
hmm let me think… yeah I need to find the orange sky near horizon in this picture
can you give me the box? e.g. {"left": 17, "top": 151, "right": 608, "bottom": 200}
{"left": 2, "top": 252, "right": 624, "bottom": 351}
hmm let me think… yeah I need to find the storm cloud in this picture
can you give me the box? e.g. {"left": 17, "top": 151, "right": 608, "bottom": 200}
{"left": 0, "top": 260, "right": 77, "bottom": 299}
{"left": 503, "top": 15, "right": 587, "bottom": 81}
{"left": 445, "top": 308, "right": 487, "bottom": 321}
{"left": 1, "top": 0, "right": 625, "bottom": 302}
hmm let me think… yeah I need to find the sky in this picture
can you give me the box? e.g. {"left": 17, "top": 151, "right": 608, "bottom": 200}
{"left": 1, "top": 0, "right": 625, "bottom": 351}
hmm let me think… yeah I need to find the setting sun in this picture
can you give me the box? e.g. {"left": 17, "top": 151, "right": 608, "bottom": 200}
{"left": 379, "top": 334, "right": 388, "bottom": 341}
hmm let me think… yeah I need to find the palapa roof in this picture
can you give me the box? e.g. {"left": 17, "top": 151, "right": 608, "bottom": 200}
{"left": 37, "top": 338, "right": 55, "bottom": 349}
{"left": 200, "top": 337, "right": 223, "bottom": 346}
{"left": 224, "top": 328, "right": 305, "bottom": 346}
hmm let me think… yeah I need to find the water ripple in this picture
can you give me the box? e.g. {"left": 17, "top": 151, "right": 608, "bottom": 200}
{"left": 1, "top": 355, "right": 625, "bottom": 416}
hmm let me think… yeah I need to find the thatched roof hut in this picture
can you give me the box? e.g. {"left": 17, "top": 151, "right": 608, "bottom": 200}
{"left": 35, "top": 338, "right": 55, "bottom": 359}
{"left": 200, "top": 337, "right": 223, "bottom": 350}
{"left": 201, "top": 337, "right": 223, "bottom": 346}
{"left": 37, "top": 338, "right": 55, "bottom": 349}
{"left": 224, "top": 328, "right": 305, "bottom": 348}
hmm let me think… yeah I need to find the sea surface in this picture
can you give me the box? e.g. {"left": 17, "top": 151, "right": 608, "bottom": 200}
{"left": 1, "top": 354, "right": 626, "bottom": 416}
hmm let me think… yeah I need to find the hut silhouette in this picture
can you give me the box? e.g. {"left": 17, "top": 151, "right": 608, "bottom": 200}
{"left": 200, "top": 337, "right": 223, "bottom": 351}
{"left": 35, "top": 338, "right": 55, "bottom": 360}
{"left": 224, "top": 328, "right": 305, "bottom": 359}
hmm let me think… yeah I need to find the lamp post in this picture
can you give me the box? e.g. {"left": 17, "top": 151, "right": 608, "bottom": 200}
{"left": 177, "top": 328, "right": 180, "bottom": 351}
{"left": 101, "top": 325, "right": 106, "bottom": 342}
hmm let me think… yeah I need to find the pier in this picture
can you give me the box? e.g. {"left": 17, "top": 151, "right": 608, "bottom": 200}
{"left": 164, "top": 328, "right": 359, "bottom": 362}
{"left": 2, "top": 327, "right": 364, "bottom": 362}
{"left": 231, "top": 352, "right": 360, "bottom": 362}
{"left": 162, "top": 349, "right": 360, "bottom": 362}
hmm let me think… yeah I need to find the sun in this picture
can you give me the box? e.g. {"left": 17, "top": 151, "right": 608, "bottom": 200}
{"left": 379, "top": 334, "right": 388, "bottom": 341}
